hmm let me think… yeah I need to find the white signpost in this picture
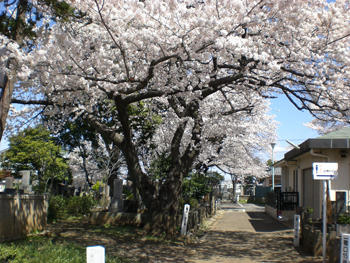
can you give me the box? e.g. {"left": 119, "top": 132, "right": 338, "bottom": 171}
{"left": 293, "top": 215, "right": 301, "bottom": 247}
{"left": 341, "top": 233, "right": 350, "bottom": 263}
{"left": 181, "top": 204, "right": 190, "bottom": 236}
{"left": 312, "top": 162, "right": 338, "bottom": 263}
{"left": 86, "top": 246, "right": 105, "bottom": 263}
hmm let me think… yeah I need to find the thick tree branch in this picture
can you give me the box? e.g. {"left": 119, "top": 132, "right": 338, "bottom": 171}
{"left": 11, "top": 98, "right": 53, "bottom": 105}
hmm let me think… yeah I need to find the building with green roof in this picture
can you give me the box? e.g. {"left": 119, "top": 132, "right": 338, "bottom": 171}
{"left": 272, "top": 127, "right": 350, "bottom": 221}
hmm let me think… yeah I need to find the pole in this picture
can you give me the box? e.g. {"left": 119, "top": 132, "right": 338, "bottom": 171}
{"left": 322, "top": 180, "right": 327, "bottom": 263}
{"left": 271, "top": 143, "right": 276, "bottom": 190}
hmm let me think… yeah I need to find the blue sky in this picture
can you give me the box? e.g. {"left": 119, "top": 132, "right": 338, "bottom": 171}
{"left": 269, "top": 95, "right": 319, "bottom": 161}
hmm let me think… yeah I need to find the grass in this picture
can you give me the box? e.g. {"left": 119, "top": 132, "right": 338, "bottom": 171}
{"left": 238, "top": 199, "right": 248, "bottom": 204}
{"left": 0, "top": 236, "right": 129, "bottom": 263}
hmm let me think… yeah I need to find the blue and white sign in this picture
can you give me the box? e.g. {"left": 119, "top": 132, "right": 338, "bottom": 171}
{"left": 312, "top": 162, "right": 338, "bottom": 180}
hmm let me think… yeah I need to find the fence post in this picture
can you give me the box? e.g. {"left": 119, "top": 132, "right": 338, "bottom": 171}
{"left": 181, "top": 204, "right": 190, "bottom": 235}
{"left": 293, "top": 215, "right": 300, "bottom": 247}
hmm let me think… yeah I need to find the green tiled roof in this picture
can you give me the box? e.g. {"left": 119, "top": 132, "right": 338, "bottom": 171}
{"left": 318, "top": 127, "right": 350, "bottom": 139}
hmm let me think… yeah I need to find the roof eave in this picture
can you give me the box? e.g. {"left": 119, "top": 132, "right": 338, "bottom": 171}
{"left": 284, "top": 138, "right": 350, "bottom": 161}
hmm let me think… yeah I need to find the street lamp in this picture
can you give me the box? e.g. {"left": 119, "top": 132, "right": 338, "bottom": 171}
{"left": 271, "top": 142, "right": 276, "bottom": 190}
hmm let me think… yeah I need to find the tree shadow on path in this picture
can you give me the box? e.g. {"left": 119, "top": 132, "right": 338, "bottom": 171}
{"left": 247, "top": 211, "right": 289, "bottom": 232}
{"left": 190, "top": 229, "right": 322, "bottom": 263}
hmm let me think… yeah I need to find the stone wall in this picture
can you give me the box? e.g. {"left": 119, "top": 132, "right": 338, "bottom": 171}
{"left": 89, "top": 199, "right": 217, "bottom": 235}
{"left": 0, "top": 194, "right": 48, "bottom": 242}
{"left": 89, "top": 212, "right": 143, "bottom": 226}
{"left": 301, "top": 225, "right": 340, "bottom": 263}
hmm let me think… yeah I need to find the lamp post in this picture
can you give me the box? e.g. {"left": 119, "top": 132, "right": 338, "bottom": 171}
{"left": 271, "top": 143, "right": 276, "bottom": 190}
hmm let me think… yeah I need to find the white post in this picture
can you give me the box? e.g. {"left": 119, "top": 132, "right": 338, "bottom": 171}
{"left": 293, "top": 215, "right": 300, "bottom": 247}
{"left": 181, "top": 204, "right": 190, "bottom": 235}
{"left": 340, "top": 233, "right": 350, "bottom": 263}
{"left": 87, "top": 246, "right": 105, "bottom": 263}
{"left": 322, "top": 180, "right": 327, "bottom": 263}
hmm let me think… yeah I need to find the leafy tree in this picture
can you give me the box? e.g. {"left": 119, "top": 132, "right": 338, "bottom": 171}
{"left": 1, "top": 126, "right": 70, "bottom": 192}
{"left": 46, "top": 100, "right": 162, "bottom": 196}
{"left": 182, "top": 171, "right": 223, "bottom": 205}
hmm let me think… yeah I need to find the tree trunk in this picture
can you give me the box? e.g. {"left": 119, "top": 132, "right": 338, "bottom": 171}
{"left": 231, "top": 175, "right": 238, "bottom": 203}
{"left": 0, "top": 0, "right": 27, "bottom": 142}
{"left": 112, "top": 96, "right": 202, "bottom": 237}
{"left": 143, "top": 170, "right": 184, "bottom": 237}
{"left": 0, "top": 71, "right": 15, "bottom": 141}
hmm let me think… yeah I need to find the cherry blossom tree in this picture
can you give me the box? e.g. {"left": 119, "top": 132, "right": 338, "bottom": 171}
{"left": 0, "top": 0, "right": 81, "bottom": 140}
{"left": 10, "top": 0, "right": 350, "bottom": 235}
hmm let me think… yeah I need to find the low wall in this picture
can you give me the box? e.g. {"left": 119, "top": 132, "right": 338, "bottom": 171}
{"left": 265, "top": 205, "right": 295, "bottom": 226}
{"left": 89, "top": 200, "right": 217, "bottom": 235}
{"left": 0, "top": 194, "right": 48, "bottom": 242}
{"left": 301, "top": 225, "right": 340, "bottom": 263}
{"left": 89, "top": 212, "right": 143, "bottom": 226}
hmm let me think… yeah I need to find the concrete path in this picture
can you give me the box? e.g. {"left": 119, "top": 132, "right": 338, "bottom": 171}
{"left": 187, "top": 202, "right": 322, "bottom": 263}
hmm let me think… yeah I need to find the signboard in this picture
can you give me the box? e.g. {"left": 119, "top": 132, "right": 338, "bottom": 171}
{"left": 341, "top": 233, "right": 350, "bottom": 263}
{"left": 181, "top": 204, "right": 190, "bottom": 235}
{"left": 293, "top": 215, "right": 300, "bottom": 247}
{"left": 87, "top": 246, "right": 105, "bottom": 263}
{"left": 312, "top": 162, "right": 338, "bottom": 180}
{"left": 0, "top": 181, "right": 5, "bottom": 192}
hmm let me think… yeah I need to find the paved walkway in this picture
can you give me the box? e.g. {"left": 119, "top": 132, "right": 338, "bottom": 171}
{"left": 187, "top": 202, "right": 322, "bottom": 263}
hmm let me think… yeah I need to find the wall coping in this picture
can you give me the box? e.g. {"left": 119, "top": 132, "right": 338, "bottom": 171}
{"left": 0, "top": 193, "right": 49, "bottom": 200}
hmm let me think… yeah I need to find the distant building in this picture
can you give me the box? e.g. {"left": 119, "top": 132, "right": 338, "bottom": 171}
{"left": 263, "top": 167, "right": 282, "bottom": 188}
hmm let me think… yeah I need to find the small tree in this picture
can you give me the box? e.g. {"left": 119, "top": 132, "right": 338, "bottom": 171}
{"left": 1, "top": 126, "right": 70, "bottom": 192}
{"left": 182, "top": 171, "right": 223, "bottom": 208}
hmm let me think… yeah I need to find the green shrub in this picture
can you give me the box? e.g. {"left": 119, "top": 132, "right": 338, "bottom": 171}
{"left": 66, "top": 195, "right": 95, "bottom": 216}
{"left": 48, "top": 195, "right": 96, "bottom": 221}
{"left": 48, "top": 195, "right": 67, "bottom": 221}
{"left": 338, "top": 213, "right": 350, "bottom": 224}
{"left": 188, "top": 198, "right": 199, "bottom": 209}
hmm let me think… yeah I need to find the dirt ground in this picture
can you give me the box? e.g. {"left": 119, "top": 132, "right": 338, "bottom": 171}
{"left": 46, "top": 204, "right": 323, "bottom": 263}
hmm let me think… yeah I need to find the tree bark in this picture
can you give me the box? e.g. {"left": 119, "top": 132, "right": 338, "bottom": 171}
{"left": 0, "top": 0, "right": 27, "bottom": 141}
{"left": 231, "top": 175, "right": 238, "bottom": 203}
{"left": 0, "top": 73, "right": 15, "bottom": 140}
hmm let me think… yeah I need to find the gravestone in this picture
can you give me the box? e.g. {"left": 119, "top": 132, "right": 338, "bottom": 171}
{"left": 99, "top": 185, "right": 110, "bottom": 209}
{"left": 19, "top": 170, "right": 32, "bottom": 193}
{"left": 5, "top": 177, "right": 14, "bottom": 189}
{"left": 109, "top": 179, "right": 123, "bottom": 212}
{"left": 336, "top": 192, "right": 346, "bottom": 215}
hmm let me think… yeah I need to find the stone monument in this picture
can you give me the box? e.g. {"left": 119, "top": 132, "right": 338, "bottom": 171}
{"left": 109, "top": 179, "right": 123, "bottom": 212}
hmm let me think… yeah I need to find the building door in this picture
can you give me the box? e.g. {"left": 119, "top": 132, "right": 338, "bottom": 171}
{"left": 303, "top": 168, "right": 321, "bottom": 218}
{"left": 336, "top": 191, "right": 347, "bottom": 215}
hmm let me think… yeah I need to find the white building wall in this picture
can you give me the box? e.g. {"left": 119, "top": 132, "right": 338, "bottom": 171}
{"left": 278, "top": 149, "right": 350, "bottom": 218}
{"left": 327, "top": 150, "right": 350, "bottom": 206}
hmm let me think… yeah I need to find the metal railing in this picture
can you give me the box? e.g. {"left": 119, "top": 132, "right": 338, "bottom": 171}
{"left": 277, "top": 191, "right": 299, "bottom": 211}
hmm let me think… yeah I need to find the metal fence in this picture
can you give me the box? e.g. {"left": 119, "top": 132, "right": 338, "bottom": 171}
{"left": 277, "top": 191, "right": 299, "bottom": 211}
